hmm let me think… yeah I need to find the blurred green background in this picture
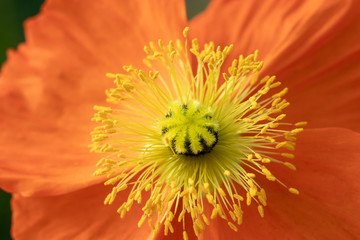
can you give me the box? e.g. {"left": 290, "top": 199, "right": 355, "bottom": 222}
{"left": 0, "top": 0, "right": 210, "bottom": 239}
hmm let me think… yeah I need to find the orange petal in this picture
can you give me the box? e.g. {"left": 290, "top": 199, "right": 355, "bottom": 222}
{"left": 11, "top": 183, "right": 152, "bottom": 240}
{"left": 0, "top": 0, "right": 187, "bottom": 196}
{"left": 199, "top": 128, "right": 360, "bottom": 239}
{"left": 190, "top": 0, "right": 360, "bottom": 131}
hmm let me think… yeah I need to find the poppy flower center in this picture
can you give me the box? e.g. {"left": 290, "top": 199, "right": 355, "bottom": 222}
{"left": 158, "top": 100, "right": 219, "bottom": 156}
{"left": 90, "top": 27, "right": 305, "bottom": 239}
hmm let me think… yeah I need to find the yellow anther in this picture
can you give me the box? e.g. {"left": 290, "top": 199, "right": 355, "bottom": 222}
{"left": 225, "top": 44, "right": 234, "bottom": 55}
{"left": 260, "top": 76, "right": 270, "bottom": 84}
{"left": 247, "top": 154, "right": 253, "bottom": 160}
{"left": 164, "top": 223, "right": 169, "bottom": 236}
{"left": 125, "top": 199, "right": 134, "bottom": 212}
{"left": 261, "top": 167, "right": 272, "bottom": 176}
{"left": 232, "top": 203, "right": 241, "bottom": 214}
{"left": 256, "top": 61, "right": 264, "bottom": 71}
{"left": 188, "top": 178, "right": 194, "bottom": 186}
{"left": 258, "top": 115, "right": 270, "bottom": 121}
{"left": 178, "top": 209, "right": 186, "bottom": 222}
{"left": 278, "top": 102, "right": 290, "bottom": 110}
{"left": 104, "top": 175, "right": 122, "bottom": 185}
{"left": 105, "top": 73, "right": 116, "bottom": 78}
{"left": 105, "top": 159, "right": 117, "bottom": 165}
{"left": 269, "top": 122, "right": 279, "bottom": 128}
{"left": 195, "top": 218, "right": 205, "bottom": 230}
{"left": 192, "top": 38, "right": 199, "bottom": 51}
{"left": 92, "top": 134, "right": 108, "bottom": 142}
{"left": 257, "top": 108, "right": 266, "bottom": 115}
{"left": 179, "top": 189, "right": 189, "bottom": 198}
{"left": 96, "top": 158, "right": 105, "bottom": 167}
{"left": 281, "top": 153, "right": 295, "bottom": 159}
{"left": 289, "top": 188, "right": 300, "bottom": 195}
{"left": 183, "top": 231, "right": 189, "bottom": 240}
{"left": 148, "top": 219, "right": 155, "bottom": 230}
{"left": 119, "top": 208, "right": 126, "bottom": 219}
{"left": 295, "top": 121, "right": 308, "bottom": 127}
{"left": 251, "top": 74, "right": 259, "bottom": 85}
{"left": 206, "top": 194, "right": 215, "bottom": 205}
{"left": 250, "top": 101, "right": 259, "bottom": 110}
{"left": 229, "top": 211, "right": 237, "bottom": 221}
{"left": 149, "top": 41, "right": 157, "bottom": 52}
{"left": 284, "top": 142, "right": 295, "bottom": 151}
{"left": 270, "top": 82, "right": 281, "bottom": 88}
{"left": 190, "top": 207, "right": 196, "bottom": 219}
{"left": 254, "top": 153, "right": 262, "bottom": 160}
{"left": 260, "top": 125, "right": 269, "bottom": 134}
{"left": 166, "top": 220, "right": 174, "bottom": 234}
{"left": 265, "top": 76, "right": 276, "bottom": 86}
{"left": 144, "top": 46, "right": 152, "bottom": 55}
{"left": 115, "top": 184, "right": 127, "bottom": 192}
{"left": 258, "top": 86, "right": 270, "bottom": 95}
{"left": 137, "top": 215, "right": 146, "bottom": 228}
{"left": 233, "top": 194, "right": 244, "bottom": 201}
{"left": 246, "top": 173, "right": 256, "bottom": 178}
{"left": 199, "top": 185, "right": 209, "bottom": 194}
{"left": 158, "top": 39, "right": 164, "bottom": 49}
{"left": 93, "top": 168, "right": 110, "bottom": 176}
{"left": 145, "top": 183, "right": 152, "bottom": 191}
{"left": 193, "top": 223, "right": 200, "bottom": 237}
{"left": 266, "top": 175, "right": 276, "bottom": 181}
{"left": 242, "top": 118, "right": 254, "bottom": 123}
{"left": 247, "top": 179, "right": 254, "bottom": 187}
{"left": 202, "top": 214, "right": 210, "bottom": 225}
{"left": 258, "top": 205, "right": 265, "bottom": 218}
{"left": 257, "top": 189, "right": 267, "bottom": 206}
{"left": 134, "top": 190, "right": 142, "bottom": 204}
{"left": 217, "top": 187, "right": 227, "bottom": 197}
{"left": 250, "top": 186, "right": 257, "bottom": 197}
{"left": 275, "top": 114, "right": 286, "bottom": 121}
{"left": 224, "top": 170, "right": 231, "bottom": 176}
{"left": 105, "top": 129, "right": 116, "bottom": 134}
{"left": 246, "top": 192, "right": 252, "bottom": 206}
{"left": 190, "top": 187, "right": 198, "bottom": 199}
{"left": 291, "top": 128, "right": 304, "bottom": 134}
{"left": 228, "top": 221, "right": 238, "bottom": 232}
{"left": 276, "top": 141, "right": 288, "bottom": 149}
{"left": 262, "top": 158, "right": 271, "bottom": 163}
{"left": 272, "top": 87, "right": 288, "bottom": 98}
{"left": 196, "top": 203, "right": 203, "bottom": 215}
{"left": 211, "top": 208, "right": 218, "bottom": 219}
{"left": 284, "top": 162, "right": 296, "bottom": 171}
{"left": 285, "top": 134, "right": 297, "bottom": 141}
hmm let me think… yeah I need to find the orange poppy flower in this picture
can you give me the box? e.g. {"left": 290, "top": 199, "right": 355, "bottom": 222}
{"left": 1, "top": 0, "right": 360, "bottom": 239}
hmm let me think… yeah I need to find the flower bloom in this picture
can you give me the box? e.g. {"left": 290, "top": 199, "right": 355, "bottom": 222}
{"left": 1, "top": 0, "right": 360, "bottom": 239}
{"left": 90, "top": 27, "right": 305, "bottom": 238}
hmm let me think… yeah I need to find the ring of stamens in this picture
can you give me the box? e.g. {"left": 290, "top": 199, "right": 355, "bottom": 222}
{"left": 90, "top": 27, "right": 304, "bottom": 239}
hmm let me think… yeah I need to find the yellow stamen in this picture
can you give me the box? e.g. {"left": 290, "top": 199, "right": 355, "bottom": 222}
{"left": 289, "top": 188, "right": 300, "bottom": 195}
{"left": 284, "top": 162, "right": 297, "bottom": 171}
{"left": 228, "top": 222, "right": 238, "bottom": 232}
{"left": 258, "top": 205, "right": 265, "bottom": 218}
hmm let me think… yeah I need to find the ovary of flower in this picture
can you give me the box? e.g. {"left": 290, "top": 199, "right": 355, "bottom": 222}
{"left": 89, "top": 27, "right": 304, "bottom": 239}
